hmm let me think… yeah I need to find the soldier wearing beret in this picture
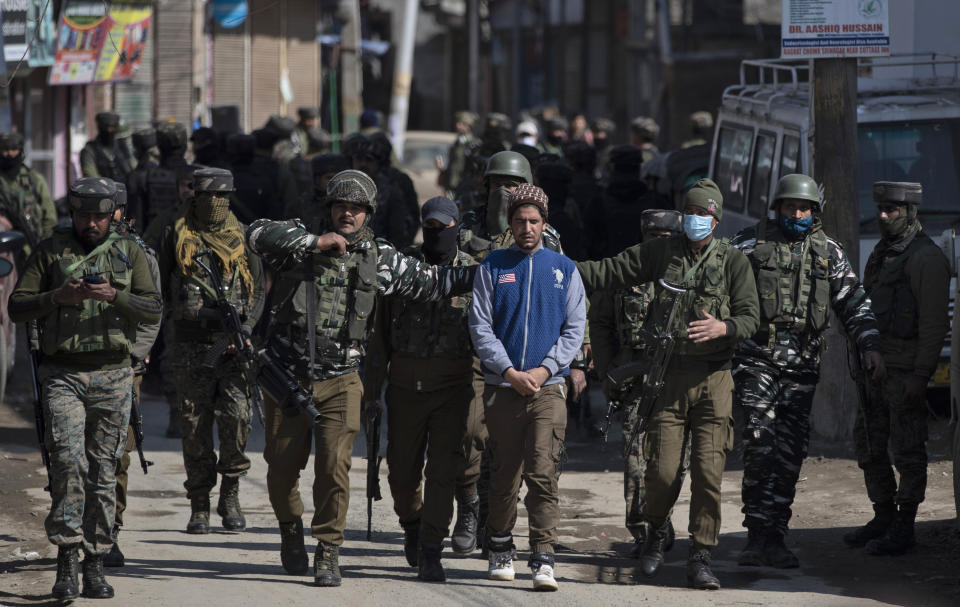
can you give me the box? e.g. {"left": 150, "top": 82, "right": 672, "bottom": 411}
{"left": 0, "top": 131, "right": 57, "bottom": 251}
{"left": 845, "top": 181, "right": 950, "bottom": 556}
{"left": 156, "top": 167, "right": 265, "bottom": 536}
{"left": 81, "top": 112, "right": 134, "bottom": 182}
{"left": 10, "top": 177, "right": 162, "bottom": 600}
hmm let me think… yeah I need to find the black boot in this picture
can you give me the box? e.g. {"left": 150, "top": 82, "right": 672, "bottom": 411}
{"left": 51, "top": 545, "right": 79, "bottom": 600}
{"left": 629, "top": 524, "right": 648, "bottom": 559}
{"left": 187, "top": 495, "right": 210, "bottom": 534}
{"left": 866, "top": 504, "right": 917, "bottom": 556}
{"left": 279, "top": 519, "right": 308, "bottom": 575}
{"left": 843, "top": 502, "right": 895, "bottom": 547}
{"left": 401, "top": 520, "right": 420, "bottom": 567}
{"left": 417, "top": 542, "right": 446, "bottom": 582}
{"left": 763, "top": 532, "right": 800, "bottom": 568}
{"left": 664, "top": 518, "right": 676, "bottom": 553}
{"left": 738, "top": 528, "right": 767, "bottom": 566}
{"left": 638, "top": 521, "right": 670, "bottom": 578}
{"left": 103, "top": 526, "right": 125, "bottom": 567}
{"left": 217, "top": 476, "right": 246, "bottom": 531}
{"left": 313, "top": 542, "right": 341, "bottom": 587}
{"left": 81, "top": 554, "right": 115, "bottom": 599}
{"left": 451, "top": 485, "right": 480, "bottom": 555}
{"left": 687, "top": 546, "right": 721, "bottom": 590}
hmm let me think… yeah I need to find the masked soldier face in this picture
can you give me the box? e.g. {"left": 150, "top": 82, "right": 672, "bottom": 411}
{"left": 330, "top": 201, "right": 368, "bottom": 236}
{"left": 0, "top": 147, "right": 22, "bottom": 171}
{"left": 73, "top": 211, "right": 113, "bottom": 247}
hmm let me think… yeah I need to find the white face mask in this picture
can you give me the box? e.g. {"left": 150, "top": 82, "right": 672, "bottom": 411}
{"left": 517, "top": 135, "right": 537, "bottom": 147}
{"left": 682, "top": 214, "right": 714, "bottom": 241}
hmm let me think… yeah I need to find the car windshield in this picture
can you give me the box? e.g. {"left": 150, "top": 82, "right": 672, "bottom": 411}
{"left": 858, "top": 120, "right": 960, "bottom": 223}
{"left": 403, "top": 140, "right": 447, "bottom": 172}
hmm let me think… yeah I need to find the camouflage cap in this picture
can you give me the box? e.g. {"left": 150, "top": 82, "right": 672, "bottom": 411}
{"left": 873, "top": 181, "right": 922, "bottom": 205}
{"left": 132, "top": 128, "right": 156, "bottom": 151}
{"left": 507, "top": 183, "right": 549, "bottom": 219}
{"left": 689, "top": 111, "right": 713, "bottom": 130}
{"left": 193, "top": 167, "right": 235, "bottom": 193}
{"left": 630, "top": 116, "right": 660, "bottom": 140}
{"left": 114, "top": 181, "right": 128, "bottom": 207}
{"left": 327, "top": 169, "right": 378, "bottom": 212}
{"left": 69, "top": 177, "right": 117, "bottom": 213}
{"left": 0, "top": 132, "right": 24, "bottom": 151}
{"left": 484, "top": 112, "right": 512, "bottom": 133}
{"left": 592, "top": 117, "right": 616, "bottom": 135}
{"left": 454, "top": 110, "right": 479, "bottom": 128}
{"left": 95, "top": 111, "right": 120, "bottom": 128}
{"left": 298, "top": 106, "right": 319, "bottom": 120}
{"left": 641, "top": 209, "right": 682, "bottom": 235}
{"left": 683, "top": 178, "right": 723, "bottom": 220}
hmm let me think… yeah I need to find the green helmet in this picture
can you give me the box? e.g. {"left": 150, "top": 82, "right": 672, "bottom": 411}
{"left": 772, "top": 173, "right": 821, "bottom": 211}
{"left": 483, "top": 151, "right": 533, "bottom": 186}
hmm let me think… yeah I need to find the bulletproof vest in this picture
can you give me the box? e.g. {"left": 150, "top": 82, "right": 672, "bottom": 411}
{"left": 863, "top": 233, "right": 934, "bottom": 340}
{"left": 168, "top": 256, "right": 254, "bottom": 326}
{"left": 40, "top": 229, "right": 136, "bottom": 356}
{"left": 615, "top": 282, "right": 657, "bottom": 349}
{"left": 272, "top": 243, "right": 379, "bottom": 366}
{"left": 91, "top": 141, "right": 132, "bottom": 181}
{"left": 145, "top": 165, "right": 180, "bottom": 228}
{"left": 750, "top": 225, "right": 831, "bottom": 335}
{"left": 0, "top": 167, "right": 44, "bottom": 242}
{"left": 388, "top": 249, "right": 476, "bottom": 357}
{"left": 655, "top": 236, "right": 732, "bottom": 356}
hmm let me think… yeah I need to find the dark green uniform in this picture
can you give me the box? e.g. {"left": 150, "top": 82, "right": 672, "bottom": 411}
{"left": 0, "top": 162, "right": 57, "bottom": 247}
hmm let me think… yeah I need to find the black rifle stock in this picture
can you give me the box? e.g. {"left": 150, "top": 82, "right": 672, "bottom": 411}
{"left": 366, "top": 406, "right": 383, "bottom": 541}
{"left": 847, "top": 337, "right": 873, "bottom": 456}
{"left": 605, "top": 279, "right": 688, "bottom": 452}
{"left": 130, "top": 378, "right": 153, "bottom": 474}
{"left": 28, "top": 321, "right": 51, "bottom": 491}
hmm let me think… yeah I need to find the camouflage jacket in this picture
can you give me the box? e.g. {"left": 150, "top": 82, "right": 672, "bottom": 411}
{"left": 246, "top": 219, "right": 476, "bottom": 379}
{"left": 732, "top": 221, "right": 880, "bottom": 368}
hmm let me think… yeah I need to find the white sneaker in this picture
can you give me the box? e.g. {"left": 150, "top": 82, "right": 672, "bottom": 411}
{"left": 487, "top": 549, "right": 515, "bottom": 581}
{"left": 531, "top": 561, "right": 558, "bottom": 591}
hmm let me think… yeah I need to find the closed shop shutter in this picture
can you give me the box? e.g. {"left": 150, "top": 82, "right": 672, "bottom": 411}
{"left": 114, "top": 23, "right": 154, "bottom": 129}
{"left": 286, "top": 0, "right": 318, "bottom": 111}
{"left": 155, "top": 0, "right": 194, "bottom": 125}
{"left": 250, "top": 0, "right": 281, "bottom": 128}
{"left": 213, "top": 22, "right": 246, "bottom": 125}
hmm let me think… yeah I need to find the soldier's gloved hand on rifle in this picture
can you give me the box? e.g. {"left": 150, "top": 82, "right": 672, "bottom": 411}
{"left": 687, "top": 309, "right": 727, "bottom": 343}
{"left": 903, "top": 374, "right": 927, "bottom": 403}
{"left": 863, "top": 350, "right": 886, "bottom": 382}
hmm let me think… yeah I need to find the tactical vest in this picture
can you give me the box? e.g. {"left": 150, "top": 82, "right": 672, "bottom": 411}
{"left": 40, "top": 229, "right": 136, "bottom": 356}
{"left": 750, "top": 225, "right": 831, "bottom": 335}
{"left": 863, "top": 233, "right": 934, "bottom": 340}
{"left": 389, "top": 250, "right": 475, "bottom": 358}
{"left": 91, "top": 141, "right": 132, "bottom": 181}
{"left": 272, "top": 243, "right": 379, "bottom": 364}
{"left": 145, "top": 165, "right": 180, "bottom": 228}
{"left": 615, "top": 282, "right": 656, "bottom": 349}
{"left": 654, "top": 236, "right": 731, "bottom": 356}
{"left": 0, "top": 167, "right": 43, "bottom": 241}
{"left": 168, "top": 257, "right": 254, "bottom": 326}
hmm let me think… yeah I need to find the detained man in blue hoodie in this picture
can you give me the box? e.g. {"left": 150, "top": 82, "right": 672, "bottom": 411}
{"left": 469, "top": 183, "right": 586, "bottom": 591}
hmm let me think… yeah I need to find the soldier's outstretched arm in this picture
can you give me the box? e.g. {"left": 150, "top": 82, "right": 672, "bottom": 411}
{"left": 376, "top": 239, "right": 476, "bottom": 301}
{"left": 826, "top": 237, "right": 881, "bottom": 353}
{"left": 245, "top": 218, "right": 320, "bottom": 273}
{"left": 575, "top": 240, "right": 654, "bottom": 294}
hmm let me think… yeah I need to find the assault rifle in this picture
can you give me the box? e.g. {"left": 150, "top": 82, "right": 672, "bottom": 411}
{"left": 130, "top": 371, "right": 153, "bottom": 474}
{"left": 365, "top": 405, "right": 383, "bottom": 541}
{"left": 603, "top": 279, "right": 688, "bottom": 452}
{"left": 847, "top": 337, "right": 873, "bottom": 456}
{"left": 28, "top": 321, "right": 50, "bottom": 492}
{"left": 192, "top": 250, "right": 266, "bottom": 427}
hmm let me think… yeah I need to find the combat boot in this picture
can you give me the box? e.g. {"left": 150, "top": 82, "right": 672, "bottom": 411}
{"left": 866, "top": 504, "right": 917, "bottom": 556}
{"left": 401, "top": 519, "right": 420, "bottom": 567}
{"left": 103, "top": 526, "right": 125, "bottom": 567}
{"left": 737, "top": 528, "right": 767, "bottom": 566}
{"left": 629, "top": 523, "right": 648, "bottom": 559}
{"left": 763, "top": 532, "right": 800, "bottom": 568}
{"left": 313, "top": 541, "right": 341, "bottom": 587}
{"left": 843, "top": 502, "right": 895, "bottom": 547}
{"left": 217, "top": 476, "right": 246, "bottom": 531}
{"left": 451, "top": 484, "right": 480, "bottom": 555}
{"left": 664, "top": 518, "right": 676, "bottom": 552}
{"left": 417, "top": 542, "right": 446, "bottom": 582}
{"left": 81, "top": 554, "right": 114, "bottom": 599}
{"left": 52, "top": 545, "right": 80, "bottom": 600}
{"left": 639, "top": 521, "right": 670, "bottom": 578}
{"left": 186, "top": 495, "right": 210, "bottom": 534}
{"left": 687, "top": 546, "right": 721, "bottom": 590}
{"left": 279, "top": 519, "right": 308, "bottom": 575}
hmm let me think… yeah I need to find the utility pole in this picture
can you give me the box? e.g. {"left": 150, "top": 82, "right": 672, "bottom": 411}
{"left": 387, "top": 0, "right": 419, "bottom": 159}
{"left": 809, "top": 57, "right": 860, "bottom": 440}
{"left": 340, "top": 0, "right": 363, "bottom": 135}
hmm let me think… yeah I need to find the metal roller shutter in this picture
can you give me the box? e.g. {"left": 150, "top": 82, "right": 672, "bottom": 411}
{"left": 250, "top": 0, "right": 281, "bottom": 128}
{"left": 154, "top": 0, "right": 194, "bottom": 125}
{"left": 285, "top": 0, "right": 319, "bottom": 111}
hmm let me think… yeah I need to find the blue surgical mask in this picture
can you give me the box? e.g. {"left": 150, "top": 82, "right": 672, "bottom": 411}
{"left": 682, "top": 214, "right": 714, "bottom": 241}
{"left": 778, "top": 214, "right": 814, "bottom": 238}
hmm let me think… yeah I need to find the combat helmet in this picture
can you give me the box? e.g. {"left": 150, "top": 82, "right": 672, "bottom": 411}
{"left": 483, "top": 151, "right": 533, "bottom": 186}
{"left": 327, "top": 169, "right": 378, "bottom": 213}
{"left": 772, "top": 174, "right": 821, "bottom": 212}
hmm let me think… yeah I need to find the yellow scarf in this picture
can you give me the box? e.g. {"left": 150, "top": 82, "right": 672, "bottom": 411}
{"left": 174, "top": 210, "right": 254, "bottom": 305}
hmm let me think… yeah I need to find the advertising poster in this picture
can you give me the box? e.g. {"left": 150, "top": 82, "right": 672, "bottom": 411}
{"left": 49, "top": 0, "right": 151, "bottom": 85}
{"left": 2, "top": 0, "right": 30, "bottom": 72}
{"left": 27, "top": 0, "right": 58, "bottom": 67}
{"left": 781, "top": 0, "right": 890, "bottom": 58}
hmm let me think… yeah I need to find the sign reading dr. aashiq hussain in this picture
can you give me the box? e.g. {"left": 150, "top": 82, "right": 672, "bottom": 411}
{"left": 781, "top": 0, "right": 890, "bottom": 59}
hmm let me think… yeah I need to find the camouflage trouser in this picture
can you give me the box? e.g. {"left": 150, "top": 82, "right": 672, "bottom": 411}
{"left": 41, "top": 365, "right": 132, "bottom": 556}
{"left": 734, "top": 357, "right": 819, "bottom": 535}
{"left": 113, "top": 374, "right": 142, "bottom": 528}
{"left": 172, "top": 341, "right": 252, "bottom": 499}
{"left": 854, "top": 368, "right": 928, "bottom": 505}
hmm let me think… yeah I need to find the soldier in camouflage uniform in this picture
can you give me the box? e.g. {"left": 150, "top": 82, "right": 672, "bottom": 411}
{"left": 10, "top": 178, "right": 162, "bottom": 600}
{"left": 0, "top": 132, "right": 57, "bottom": 251}
{"left": 588, "top": 209, "right": 683, "bottom": 556}
{"left": 629, "top": 117, "right": 660, "bottom": 165}
{"left": 845, "top": 181, "right": 950, "bottom": 556}
{"left": 246, "top": 170, "right": 476, "bottom": 587}
{"left": 104, "top": 182, "right": 162, "bottom": 568}
{"left": 439, "top": 111, "right": 479, "bottom": 194}
{"left": 363, "top": 196, "right": 482, "bottom": 582}
{"left": 731, "top": 174, "right": 885, "bottom": 569}
{"left": 80, "top": 112, "right": 134, "bottom": 181}
{"left": 157, "top": 167, "right": 265, "bottom": 535}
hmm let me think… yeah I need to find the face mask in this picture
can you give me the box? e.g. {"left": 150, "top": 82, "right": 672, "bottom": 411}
{"left": 878, "top": 211, "right": 910, "bottom": 241}
{"left": 546, "top": 134, "right": 563, "bottom": 146}
{"left": 421, "top": 224, "right": 459, "bottom": 264}
{"left": 778, "top": 213, "right": 814, "bottom": 238}
{"left": 486, "top": 186, "right": 511, "bottom": 234}
{"left": 682, "top": 214, "right": 714, "bottom": 241}
{"left": 193, "top": 193, "right": 230, "bottom": 228}
{"left": 99, "top": 131, "right": 116, "bottom": 146}
{"left": 517, "top": 135, "right": 537, "bottom": 147}
{"left": 0, "top": 154, "right": 21, "bottom": 171}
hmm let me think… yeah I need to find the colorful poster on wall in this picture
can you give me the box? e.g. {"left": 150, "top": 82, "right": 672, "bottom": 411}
{"left": 48, "top": 0, "right": 152, "bottom": 85}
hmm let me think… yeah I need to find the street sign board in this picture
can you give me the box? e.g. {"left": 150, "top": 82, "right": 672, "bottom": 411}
{"left": 781, "top": 0, "right": 890, "bottom": 58}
